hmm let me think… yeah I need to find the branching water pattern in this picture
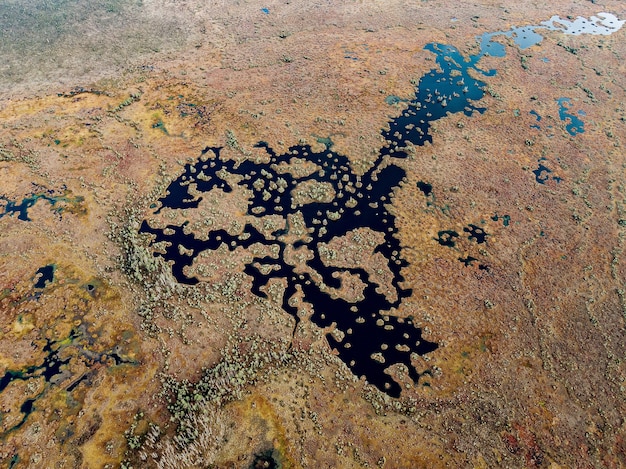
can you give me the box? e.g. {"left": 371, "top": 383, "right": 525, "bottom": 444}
{"left": 141, "top": 13, "right": 622, "bottom": 396}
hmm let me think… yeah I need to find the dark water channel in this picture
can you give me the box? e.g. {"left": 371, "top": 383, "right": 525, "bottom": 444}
{"left": 140, "top": 141, "right": 438, "bottom": 397}
{"left": 139, "top": 40, "right": 501, "bottom": 397}
{"left": 33, "top": 265, "right": 55, "bottom": 289}
{"left": 0, "top": 336, "right": 73, "bottom": 434}
{"left": 0, "top": 325, "right": 136, "bottom": 437}
{"left": 0, "top": 190, "right": 84, "bottom": 222}
{"left": 140, "top": 15, "right": 609, "bottom": 396}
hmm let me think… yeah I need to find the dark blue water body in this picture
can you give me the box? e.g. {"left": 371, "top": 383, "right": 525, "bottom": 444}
{"left": 491, "top": 214, "right": 511, "bottom": 227}
{"left": 0, "top": 329, "right": 136, "bottom": 436}
{"left": 142, "top": 139, "right": 440, "bottom": 396}
{"left": 416, "top": 181, "right": 433, "bottom": 197}
{"left": 33, "top": 265, "right": 55, "bottom": 289}
{"left": 459, "top": 256, "right": 489, "bottom": 271}
{"left": 435, "top": 230, "right": 459, "bottom": 248}
{"left": 0, "top": 336, "right": 74, "bottom": 395}
{"left": 556, "top": 97, "right": 585, "bottom": 136}
{"left": 381, "top": 43, "right": 491, "bottom": 150}
{"left": 0, "top": 190, "right": 84, "bottom": 221}
{"left": 533, "top": 158, "right": 562, "bottom": 184}
{"left": 0, "top": 337, "right": 72, "bottom": 435}
{"left": 477, "top": 26, "right": 544, "bottom": 57}
{"left": 140, "top": 33, "right": 562, "bottom": 396}
{"left": 529, "top": 110, "right": 542, "bottom": 130}
{"left": 459, "top": 256, "right": 478, "bottom": 266}
{"left": 434, "top": 222, "right": 491, "bottom": 269}
{"left": 0, "top": 194, "right": 49, "bottom": 221}
{"left": 464, "top": 224, "right": 488, "bottom": 244}
{"left": 19, "top": 399, "right": 35, "bottom": 416}
{"left": 8, "top": 455, "right": 18, "bottom": 469}
{"left": 533, "top": 164, "right": 552, "bottom": 184}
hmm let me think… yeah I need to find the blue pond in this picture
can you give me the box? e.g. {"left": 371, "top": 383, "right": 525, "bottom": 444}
{"left": 141, "top": 142, "right": 437, "bottom": 397}
{"left": 140, "top": 38, "right": 504, "bottom": 397}
{"left": 533, "top": 158, "right": 562, "bottom": 184}
{"left": 0, "top": 327, "right": 136, "bottom": 439}
{"left": 556, "top": 97, "right": 585, "bottom": 136}
{"left": 0, "top": 334, "right": 75, "bottom": 435}
{"left": 380, "top": 42, "right": 491, "bottom": 151}
{"left": 140, "top": 15, "right": 611, "bottom": 396}
{"left": 33, "top": 265, "right": 55, "bottom": 289}
{"left": 0, "top": 191, "right": 84, "bottom": 222}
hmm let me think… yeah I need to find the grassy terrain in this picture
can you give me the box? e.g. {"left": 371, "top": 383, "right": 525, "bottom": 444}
{"left": 0, "top": 0, "right": 191, "bottom": 93}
